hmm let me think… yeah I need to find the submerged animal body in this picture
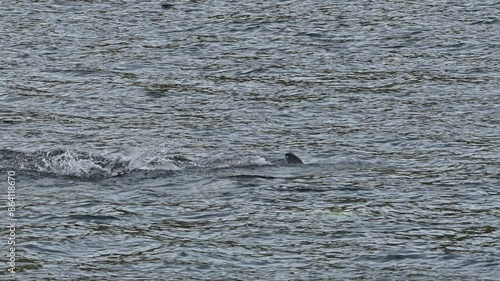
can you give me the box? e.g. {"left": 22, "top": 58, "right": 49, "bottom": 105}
{"left": 285, "top": 153, "right": 303, "bottom": 164}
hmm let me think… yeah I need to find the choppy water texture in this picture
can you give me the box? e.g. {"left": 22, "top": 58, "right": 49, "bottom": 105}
{"left": 1, "top": 0, "right": 499, "bottom": 280}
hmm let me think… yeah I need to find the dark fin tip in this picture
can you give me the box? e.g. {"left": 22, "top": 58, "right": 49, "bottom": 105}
{"left": 285, "top": 153, "right": 304, "bottom": 164}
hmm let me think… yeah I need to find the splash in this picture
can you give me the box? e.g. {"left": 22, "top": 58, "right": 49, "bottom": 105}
{"left": 0, "top": 149, "right": 130, "bottom": 178}
{"left": 0, "top": 148, "right": 271, "bottom": 178}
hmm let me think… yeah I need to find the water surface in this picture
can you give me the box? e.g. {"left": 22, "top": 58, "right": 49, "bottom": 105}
{"left": 1, "top": 0, "right": 499, "bottom": 280}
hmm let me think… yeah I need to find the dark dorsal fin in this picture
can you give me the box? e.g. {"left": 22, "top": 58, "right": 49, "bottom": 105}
{"left": 285, "top": 153, "right": 303, "bottom": 164}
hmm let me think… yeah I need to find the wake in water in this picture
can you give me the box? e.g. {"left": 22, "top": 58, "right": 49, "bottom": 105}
{"left": 0, "top": 149, "right": 130, "bottom": 177}
{"left": 0, "top": 148, "right": 271, "bottom": 178}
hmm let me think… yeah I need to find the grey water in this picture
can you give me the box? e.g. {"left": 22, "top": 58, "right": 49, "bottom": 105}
{"left": 1, "top": 0, "right": 499, "bottom": 280}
